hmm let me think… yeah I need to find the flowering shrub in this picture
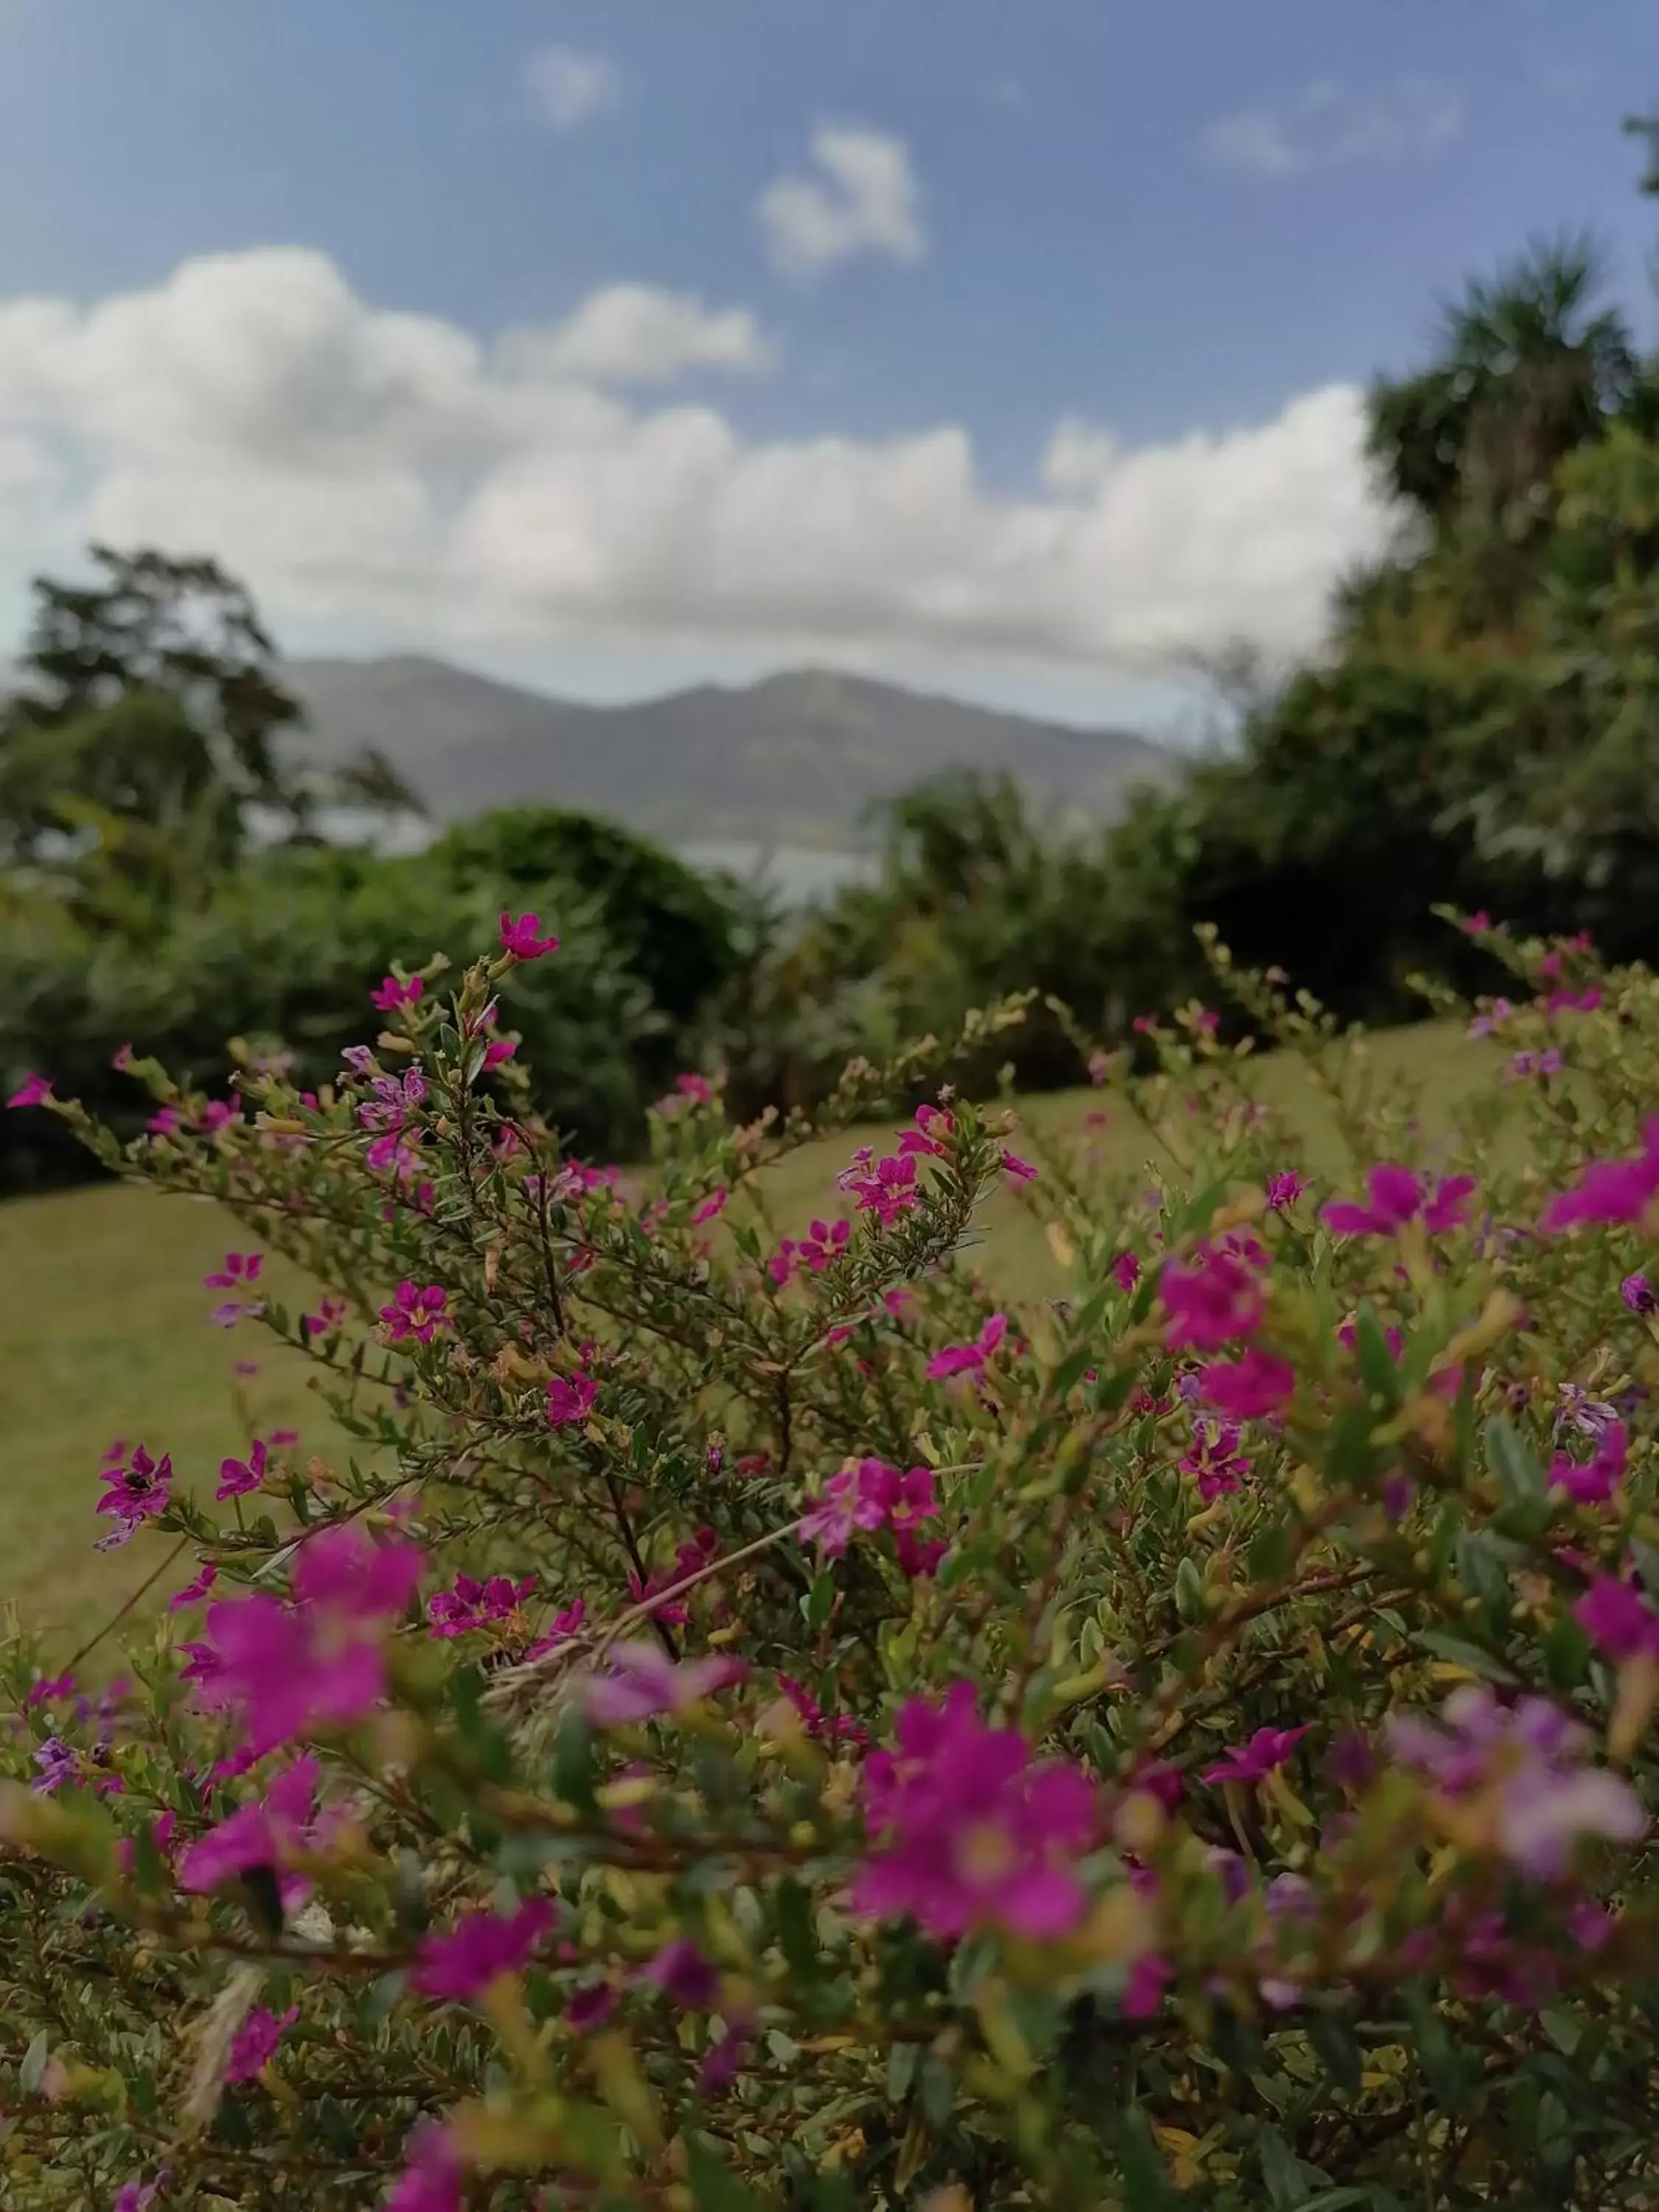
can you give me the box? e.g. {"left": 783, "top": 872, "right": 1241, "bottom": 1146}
{"left": 6, "top": 915, "right": 1659, "bottom": 2208}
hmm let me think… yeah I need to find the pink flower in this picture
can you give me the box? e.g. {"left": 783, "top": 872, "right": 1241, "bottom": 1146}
{"left": 190, "top": 1525, "right": 425, "bottom": 1756}
{"left": 1110, "top": 1251, "right": 1141, "bottom": 1293}
{"left": 6, "top": 1071, "right": 52, "bottom": 1108}
{"left": 216, "top": 1438, "right": 270, "bottom": 1500}
{"left": 203, "top": 1251, "right": 262, "bottom": 1290}
{"left": 1121, "top": 1954, "right": 1171, "bottom": 2018}
{"left": 146, "top": 1105, "right": 181, "bottom": 1135}
{"left": 499, "top": 911, "right": 560, "bottom": 961}
{"left": 642, "top": 1936, "right": 720, "bottom": 2009}
{"left": 414, "top": 1896, "right": 554, "bottom": 2001}
{"left": 197, "top": 1100, "right": 235, "bottom": 1135}
{"left": 927, "top": 1312, "right": 1009, "bottom": 1381}
{"left": 379, "top": 1281, "right": 448, "bottom": 1344}
{"left": 1575, "top": 1575, "right": 1659, "bottom": 1661}
{"left": 524, "top": 1595, "right": 587, "bottom": 1660}
{"left": 1265, "top": 1171, "right": 1306, "bottom": 1211}
{"left": 1180, "top": 1419, "right": 1251, "bottom": 1502}
{"left": 170, "top": 1562, "right": 218, "bottom": 1613}
{"left": 1322, "top": 1166, "right": 1475, "bottom": 1238}
{"left": 798, "top": 1463, "right": 894, "bottom": 1554}
{"left": 303, "top": 1295, "right": 348, "bottom": 1337}
{"left": 481, "top": 1037, "right": 517, "bottom": 1072}
{"left": 95, "top": 1446, "right": 173, "bottom": 1548}
{"left": 1203, "top": 1725, "right": 1309, "bottom": 1786}
{"left": 839, "top": 1151, "right": 919, "bottom": 1226}
{"left": 580, "top": 1642, "right": 745, "bottom": 1728}
{"left": 999, "top": 1148, "right": 1038, "bottom": 1183}
{"left": 1543, "top": 1119, "right": 1659, "bottom": 1234}
{"left": 546, "top": 1371, "right": 597, "bottom": 1426}
{"left": 1550, "top": 1421, "right": 1627, "bottom": 1505}
{"left": 226, "top": 2005, "right": 298, "bottom": 2083}
{"left": 179, "top": 1757, "right": 320, "bottom": 1895}
{"left": 855, "top": 1683, "right": 1097, "bottom": 1941}
{"left": 388, "top": 2124, "right": 463, "bottom": 2212}
{"left": 25, "top": 1670, "right": 74, "bottom": 1710}
{"left": 427, "top": 1573, "right": 536, "bottom": 1638}
{"left": 1161, "top": 1244, "right": 1265, "bottom": 1351}
{"left": 796, "top": 1217, "right": 851, "bottom": 1272}
{"left": 898, "top": 1104, "right": 955, "bottom": 1157}
{"left": 1196, "top": 1350, "right": 1294, "bottom": 1420}
{"left": 1621, "top": 1271, "right": 1656, "bottom": 1315}
{"left": 370, "top": 973, "right": 424, "bottom": 1013}
{"left": 692, "top": 1186, "right": 728, "bottom": 1225}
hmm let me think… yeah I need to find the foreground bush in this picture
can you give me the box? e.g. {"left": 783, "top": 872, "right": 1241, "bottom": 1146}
{"left": 4, "top": 916, "right": 1659, "bottom": 2208}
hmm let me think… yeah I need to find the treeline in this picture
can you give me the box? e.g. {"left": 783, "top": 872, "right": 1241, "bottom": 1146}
{"left": 4, "top": 129, "right": 1659, "bottom": 1186}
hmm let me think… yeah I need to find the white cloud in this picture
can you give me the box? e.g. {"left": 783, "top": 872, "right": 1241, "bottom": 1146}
{"left": 523, "top": 44, "right": 619, "bottom": 131}
{"left": 758, "top": 124, "right": 927, "bottom": 277}
{"left": 1200, "top": 77, "right": 1462, "bottom": 178}
{"left": 0, "top": 246, "right": 1394, "bottom": 676}
{"left": 499, "top": 285, "right": 774, "bottom": 386}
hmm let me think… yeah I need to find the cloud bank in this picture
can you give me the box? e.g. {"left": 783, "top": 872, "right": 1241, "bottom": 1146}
{"left": 0, "top": 246, "right": 1393, "bottom": 675}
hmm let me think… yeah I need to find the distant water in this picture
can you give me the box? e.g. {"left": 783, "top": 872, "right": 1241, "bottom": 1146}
{"left": 679, "top": 842, "right": 877, "bottom": 907}
{"left": 251, "top": 810, "right": 873, "bottom": 909}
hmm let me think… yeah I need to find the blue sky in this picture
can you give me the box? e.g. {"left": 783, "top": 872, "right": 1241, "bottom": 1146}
{"left": 0, "top": 1, "right": 1652, "bottom": 728}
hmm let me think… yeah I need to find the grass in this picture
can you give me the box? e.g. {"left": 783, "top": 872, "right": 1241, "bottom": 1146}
{"left": 0, "top": 1018, "right": 1492, "bottom": 1649}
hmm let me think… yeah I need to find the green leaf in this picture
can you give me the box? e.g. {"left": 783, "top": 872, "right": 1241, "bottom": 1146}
{"left": 1259, "top": 2126, "right": 1311, "bottom": 2208}
{"left": 775, "top": 1877, "right": 820, "bottom": 1988}
{"left": 1174, "top": 1557, "right": 1206, "bottom": 1623}
{"left": 552, "top": 1708, "right": 597, "bottom": 1813}
{"left": 19, "top": 2029, "right": 49, "bottom": 2095}
{"left": 1411, "top": 1630, "right": 1517, "bottom": 1683}
{"left": 1353, "top": 1307, "right": 1402, "bottom": 1405}
{"left": 1486, "top": 1415, "right": 1545, "bottom": 1503}
{"left": 1118, "top": 2107, "right": 1179, "bottom": 2212}
{"left": 1306, "top": 2011, "right": 1363, "bottom": 2095}
{"left": 685, "top": 2132, "right": 772, "bottom": 2212}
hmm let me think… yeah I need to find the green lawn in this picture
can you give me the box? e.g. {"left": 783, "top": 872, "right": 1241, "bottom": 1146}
{"left": 0, "top": 1019, "right": 1491, "bottom": 1649}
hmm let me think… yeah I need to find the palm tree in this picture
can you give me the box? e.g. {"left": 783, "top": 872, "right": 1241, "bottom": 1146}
{"left": 1367, "top": 235, "right": 1637, "bottom": 534}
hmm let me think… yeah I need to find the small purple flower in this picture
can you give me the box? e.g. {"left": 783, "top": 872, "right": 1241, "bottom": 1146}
{"left": 642, "top": 1938, "right": 720, "bottom": 2010}
{"left": 413, "top": 1898, "right": 554, "bottom": 2002}
{"left": 1622, "top": 1272, "right": 1657, "bottom": 1317}
{"left": 1203, "top": 1725, "right": 1309, "bottom": 1787}
{"left": 226, "top": 2005, "right": 298, "bottom": 2083}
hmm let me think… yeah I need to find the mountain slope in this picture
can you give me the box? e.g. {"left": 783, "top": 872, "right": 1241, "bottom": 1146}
{"left": 281, "top": 655, "right": 1174, "bottom": 844}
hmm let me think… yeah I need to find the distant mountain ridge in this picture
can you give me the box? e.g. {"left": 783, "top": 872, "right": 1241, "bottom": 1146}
{"left": 279, "top": 655, "right": 1173, "bottom": 846}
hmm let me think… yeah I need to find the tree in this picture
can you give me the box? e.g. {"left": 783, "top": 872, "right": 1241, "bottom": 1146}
{"left": 0, "top": 547, "right": 310, "bottom": 874}
{"left": 1366, "top": 236, "right": 1635, "bottom": 535}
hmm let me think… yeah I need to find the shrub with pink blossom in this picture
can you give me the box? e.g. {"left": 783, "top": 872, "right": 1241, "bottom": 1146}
{"left": 6, "top": 916, "right": 1659, "bottom": 2208}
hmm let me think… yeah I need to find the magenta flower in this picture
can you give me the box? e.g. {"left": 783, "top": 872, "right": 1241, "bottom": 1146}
{"left": 179, "top": 1757, "right": 319, "bottom": 1896}
{"left": 840, "top": 1151, "right": 920, "bottom": 1226}
{"left": 580, "top": 1641, "right": 745, "bottom": 1728}
{"left": 898, "top": 1103, "right": 954, "bottom": 1157}
{"left": 1180, "top": 1418, "right": 1251, "bottom": 1502}
{"left": 999, "top": 1148, "right": 1038, "bottom": 1183}
{"left": 1575, "top": 1575, "right": 1659, "bottom": 1661}
{"left": 692, "top": 1186, "right": 728, "bottom": 1224}
{"left": 855, "top": 1683, "right": 1097, "bottom": 1941}
{"left": 303, "top": 1295, "right": 348, "bottom": 1337}
{"left": 1621, "top": 1271, "right": 1656, "bottom": 1315}
{"left": 379, "top": 1281, "right": 448, "bottom": 1344}
{"left": 1110, "top": 1251, "right": 1141, "bottom": 1293}
{"left": 226, "top": 2005, "right": 298, "bottom": 2083}
{"left": 204, "top": 1251, "right": 263, "bottom": 1290}
{"left": 927, "top": 1312, "right": 1009, "bottom": 1381}
{"left": 6, "top": 1070, "right": 52, "bottom": 1109}
{"left": 796, "top": 1217, "right": 851, "bottom": 1272}
{"left": 1550, "top": 1420, "right": 1627, "bottom": 1505}
{"left": 414, "top": 1896, "right": 554, "bottom": 2001}
{"left": 25, "top": 1670, "right": 74, "bottom": 1710}
{"left": 546, "top": 1371, "right": 598, "bottom": 1426}
{"left": 371, "top": 973, "right": 423, "bottom": 1013}
{"left": 216, "top": 1438, "right": 270, "bottom": 1501}
{"left": 113, "top": 2175, "right": 170, "bottom": 2212}
{"left": 1542, "top": 1119, "right": 1659, "bottom": 1233}
{"left": 170, "top": 1562, "right": 218, "bottom": 1613}
{"left": 524, "top": 1595, "right": 587, "bottom": 1660}
{"left": 191, "top": 1525, "right": 425, "bottom": 1756}
{"left": 799, "top": 1462, "right": 894, "bottom": 1554}
{"left": 96, "top": 1446, "right": 173, "bottom": 1548}
{"left": 1203, "top": 1724, "right": 1309, "bottom": 1786}
{"left": 1196, "top": 1349, "right": 1294, "bottom": 1420}
{"left": 388, "top": 2123, "right": 463, "bottom": 2212}
{"left": 427, "top": 1572, "right": 536, "bottom": 1638}
{"left": 642, "top": 1937, "right": 720, "bottom": 2009}
{"left": 1161, "top": 1245, "right": 1265, "bottom": 1351}
{"left": 1322, "top": 1165, "right": 1475, "bottom": 1239}
{"left": 1265, "top": 1171, "right": 1306, "bottom": 1211}
{"left": 499, "top": 911, "right": 560, "bottom": 961}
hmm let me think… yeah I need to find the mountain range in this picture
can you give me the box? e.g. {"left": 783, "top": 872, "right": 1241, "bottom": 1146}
{"left": 279, "top": 656, "right": 1173, "bottom": 847}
